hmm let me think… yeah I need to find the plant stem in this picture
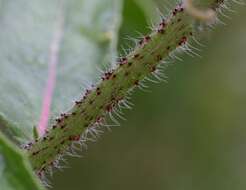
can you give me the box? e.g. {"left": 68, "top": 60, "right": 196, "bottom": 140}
{"left": 25, "top": 0, "right": 226, "bottom": 174}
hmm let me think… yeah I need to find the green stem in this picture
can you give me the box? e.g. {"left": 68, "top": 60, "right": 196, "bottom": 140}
{"left": 26, "top": 0, "right": 226, "bottom": 175}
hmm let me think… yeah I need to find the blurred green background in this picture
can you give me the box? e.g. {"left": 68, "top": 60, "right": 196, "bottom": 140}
{"left": 53, "top": 1, "right": 246, "bottom": 190}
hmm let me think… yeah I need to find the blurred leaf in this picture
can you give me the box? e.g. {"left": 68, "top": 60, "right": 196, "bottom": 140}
{"left": 133, "top": 0, "right": 158, "bottom": 21}
{"left": 0, "top": 131, "right": 45, "bottom": 190}
{"left": 119, "top": 0, "right": 148, "bottom": 51}
{"left": 132, "top": 0, "right": 176, "bottom": 23}
{"left": 0, "top": 0, "right": 123, "bottom": 142}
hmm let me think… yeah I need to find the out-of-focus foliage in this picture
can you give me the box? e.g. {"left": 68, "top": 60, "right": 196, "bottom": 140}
{"left": 0, "top": 0, "right": 122, "bottom": 142}
{"left": 0, "top": 132, "right": 44, "bottom": 190}
{"left": 0, "top": 0, "right": 122, "bottom": 189}
{"left": 53, "top": 1, "right": 246, "bottom": 190}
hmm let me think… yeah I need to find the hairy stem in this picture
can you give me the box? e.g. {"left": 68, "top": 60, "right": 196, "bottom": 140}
{"left": 25, "top": 0, "right": 226, "bottom": 175}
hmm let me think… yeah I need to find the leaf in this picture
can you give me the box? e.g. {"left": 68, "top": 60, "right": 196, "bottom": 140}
{"left": 132, "top": 0, "right": 180, "bottom": 22}
{"left": 0, "top": 131, "right": 45, "bottom": 190}
{"left": 133, "top": 0, "right": 158, "bottom": 21}
{"left": 0, "top": 0, "right": 123, "bottom": 142}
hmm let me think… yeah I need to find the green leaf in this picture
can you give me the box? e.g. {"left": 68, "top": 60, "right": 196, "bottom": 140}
{"left": 133, "top": 0, "right": 158, "bottom": 21}
{"left": 132, "top": 0, "right": 183, "bottom": 22}
{"left": 0, "top": 0, "right": 123, "bottom": 142}
{"left": 0, "top": 131, "right": 45, "bottom": 190}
